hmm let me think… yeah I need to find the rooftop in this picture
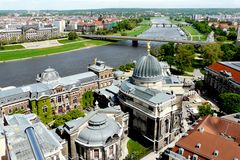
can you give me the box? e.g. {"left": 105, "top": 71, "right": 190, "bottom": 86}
{"left": 120, "top": 80, "right": 175, "bottom": 105}
{"left": 172, "top": 115, "right": 240, "bottom": 160}
{"left": 3, "top": 114, "right": 63, "bottom": 160}
{"left": 207, "top": 62, "right": 240, "bottom": 83}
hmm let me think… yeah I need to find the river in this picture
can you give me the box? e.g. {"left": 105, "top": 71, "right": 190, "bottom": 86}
{"left": 0, "top": 17, "right": 186, "bottom": 87}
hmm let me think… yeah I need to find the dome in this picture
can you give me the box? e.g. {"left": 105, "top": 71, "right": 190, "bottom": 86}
{"left": 37, "top": 67, "right": 60, "bottom": 83}
{"left": 132, "top": 54, "right": 162, "bottom": 82}
{"left": 77, "top": 113, "right": 121, "bottom": 146}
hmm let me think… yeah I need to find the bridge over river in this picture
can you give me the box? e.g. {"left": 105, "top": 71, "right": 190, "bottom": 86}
{"left": 80, "top": 35, "right": 209, "bottom": 46}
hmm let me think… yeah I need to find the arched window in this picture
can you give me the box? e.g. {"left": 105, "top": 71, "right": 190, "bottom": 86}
{"left": 165, "top": 119, "right": 169, "bottom": 133}
{"left": 73, "top": 97, "right": 78, "bottom": 104}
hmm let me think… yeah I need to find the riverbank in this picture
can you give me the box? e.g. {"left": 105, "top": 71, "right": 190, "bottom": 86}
{"left": 0, "top": 40, "right": 112, "bottom": 62}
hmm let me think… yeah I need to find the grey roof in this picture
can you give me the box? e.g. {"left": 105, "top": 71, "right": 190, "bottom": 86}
{"left": 4, "top": 114, "right": 62, "bottom": 160}
{"left": 36, "top": 67, "right": 60, "bottom": 83}
{"left": 96, "top": 85, "right": 119, "bottom": 98}
{"left": 0, "top": 70, "right": 98, "bottom": 105}
{"left": 220, "top": 62, "right": 240, "bottom": 72}
{"left": 88, "top": 61, "right": 113, "bottom": 73}
{"left": 133, "top": 55, "right": 162, "bottom": 82}
{"left": 77, "top": 113, "right": 121, "bottom": 146}
{"left": 120, "top": 80, "right": 175, "bottom": 105}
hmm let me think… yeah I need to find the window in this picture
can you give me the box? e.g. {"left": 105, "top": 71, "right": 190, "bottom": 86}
{"left": 73, "top": 97, "right": 78, "bottom": 104}
{"left": 57, "top": 96, "right": 62, "bottom": 103}
{"left": 192, "top": 154, "right": 198, "bottom": 160}
{"left": 178, "top": 148, "right": 184, "bottom": 155}
{"left": 109, "top": 145, "right": 114, "bottom": 156}
{"left": 43, "top": 106, "right": 47, "bottom": 113}
{"left": 165, "top": 119, "right": 169, "bottom": 133}
{"left": 94, "top": 149, "right": 99, "bottom": 159}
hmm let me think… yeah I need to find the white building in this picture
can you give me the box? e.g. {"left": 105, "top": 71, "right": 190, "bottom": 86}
{"left": 54, "top": 20, "right": 66, "bottom": 33}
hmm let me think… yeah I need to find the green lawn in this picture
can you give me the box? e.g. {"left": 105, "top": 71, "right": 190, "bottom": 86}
{"left": 0, "top": 44, "right": 25, "bottom": 51}
{"left": 127, "top": 139, "right": 151, "bottom": 159}
{"left": 183, "top": 26, "right": 201, "bottom": 35}
{"left": 114, "top": 19, "right": 151, "bottom": 37}
{"left": 58, "top": 38, "right": 83, "bottom": 44}
{"left": 182, "top": 26, "right": 207, "bottom": 41}
{"left": 0, "top": 40, "right": 112, "bottom": 61}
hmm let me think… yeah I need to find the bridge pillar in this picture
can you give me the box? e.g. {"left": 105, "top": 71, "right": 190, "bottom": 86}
{"left": 132, "top": 40, "right": 138, "bottom": 47}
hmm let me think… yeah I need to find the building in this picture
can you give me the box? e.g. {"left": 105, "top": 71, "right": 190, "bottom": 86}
{"left": 204, "top": 61, "right": 240, "bottom": 94}
{"left": 0, "top": 60, "right": 113, "bottom": 117}
{"left": 88, "top": 59, "right": 114, "bottom": 89}
{"left": 237, "top": 27, "right": 240, "bottom": 47}
{"left": 55, "top": 104, "right": 129, "bottom": 160}
{"left": 1, "top": 113, "right": 66, "bottom": 160}
{"left": 54, "top": 20, "right": 66, "bottom": 33}
{"left": 118, "top": 45, "right": 183, "bottom": 151}
{"left": 168, "top": 115, "right": 240, "bottom": 160}
{"left": 0, "top": 25, "right": 60, "bottom": 42}
{"left": 21, "top": 25, "right": 59, "bottom": 41}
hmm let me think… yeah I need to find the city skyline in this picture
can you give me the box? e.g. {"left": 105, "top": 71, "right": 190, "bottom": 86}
{"left": 0, "top": 0, "right": 240, "bottom": 10}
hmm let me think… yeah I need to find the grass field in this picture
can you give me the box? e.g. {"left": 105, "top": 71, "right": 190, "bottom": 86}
{"left": 127, "top": 138, "right": 151, "bottom": 159}
{"left": 115, "top": 19, "right": 151, "bottom": 37}
{"left": 0, "top": 40, "right": 112, "bottom": 61}
{"left": 58, "top": 38, "right": 84, "bottom": 44}
{"left": 182, "top": 26, "right": 207, "bottom": 41}
{"left": 0, "top": 44, "right": 25, "bottom": 51}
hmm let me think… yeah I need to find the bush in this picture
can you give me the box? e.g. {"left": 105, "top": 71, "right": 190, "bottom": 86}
{"left": 68, "top": 31, "right": 78, "bottom": 40}
{"left": 52, "top": 109, "right": 85, "bottom": 128}
{"left": 219, "top": 93, "right": 240, "bottom": 114}
{"left": 121, "top": 32, "right": 128, "bottom": 36}
{"left": 216, "top": 36, "right": 227, "bottom": 42}
{"left": 198, "top": 103, "right": 213, "bottom": 117}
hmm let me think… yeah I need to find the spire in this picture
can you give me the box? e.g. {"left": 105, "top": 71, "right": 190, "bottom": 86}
{"left": 147, "top": 41, "right": 151, "bottom": 55}
{"left": 93, "top": 57, "right": 97, "bottom": 65}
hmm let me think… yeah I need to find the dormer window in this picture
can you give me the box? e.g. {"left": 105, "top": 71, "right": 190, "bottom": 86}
{"left": 178, "top": 148, "right": 184, "bottom": 155}
{"left": 213, "top": 150, "right": 219, "bottom": 157}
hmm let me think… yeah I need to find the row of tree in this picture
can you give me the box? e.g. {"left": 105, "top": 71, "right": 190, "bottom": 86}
{"left": 198, "top": 93, "right": 240, "bottom": 117}
{"left": 186, "top": 19, "right": 237, "bottom": 42}
{"left": 150, "top": 42, "right": 240, "bottom": 73}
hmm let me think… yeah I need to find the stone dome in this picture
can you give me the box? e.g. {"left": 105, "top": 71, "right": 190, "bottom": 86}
{"left": 38, "top": 67, "right": 60, "bottom": 83}
{"left": 132, "top": 54, "right": 162, "bottom": 82}
{"left": 77, "top": 114, "right": 121, "bottom": 146}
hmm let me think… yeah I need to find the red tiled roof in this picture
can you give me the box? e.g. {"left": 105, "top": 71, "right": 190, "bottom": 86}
{"left": 172, "top": 116, "right": 240, "bottom": 160}
{"left": 207, "top": 62, "right": 240, "bottom": 83}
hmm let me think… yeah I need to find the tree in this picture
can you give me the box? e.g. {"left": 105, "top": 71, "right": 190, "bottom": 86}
{"left": 227, "top": 31, "right": 237, "bottom": 41}
{"left": 219, "top": 93, "right": 240, "bottom": 114}
{"left": 175, "top": 44, "right": 195, "bottom": 72}
{"left": 221, "top": 44, "right": 237, "bottom": 61}
{"left": 68, "top": 31, "right": 78, "bottom": 40}
{"left": 216, "top": 36, "right": 227, "bottom": 42}
{"left": 80, "top": 91, "right": 94, "bottom": 109}
{"left": 198, "top": 103, "right": 213, "bottom": 117}
{"left": 201, "top": 43, "right": 223, "bottom": 66}
{"left": 195, "top": 80, "right": 204, "bottom": 90}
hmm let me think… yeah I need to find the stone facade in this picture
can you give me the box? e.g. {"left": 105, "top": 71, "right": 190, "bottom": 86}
{"left": 205, "top": 62, "right": 240, "bottom": 94}
{"left": 0, "top": 25, "right": 60, "bottom": 42}
{"left": 56, "top": 106, "right": 129, "bottom": 160}
{"left": 0, "top": 61, "right": 113, "bottom": 117}
{"left": 118, "top": 54, "right": 183, "bottom": 151}
{"left": 88, "top": 60, "right": 114, "bottom": 89}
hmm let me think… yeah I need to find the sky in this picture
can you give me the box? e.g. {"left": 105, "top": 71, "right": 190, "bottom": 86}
{"left": 0, "top": 0, "right": 239, "bottom": 10}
